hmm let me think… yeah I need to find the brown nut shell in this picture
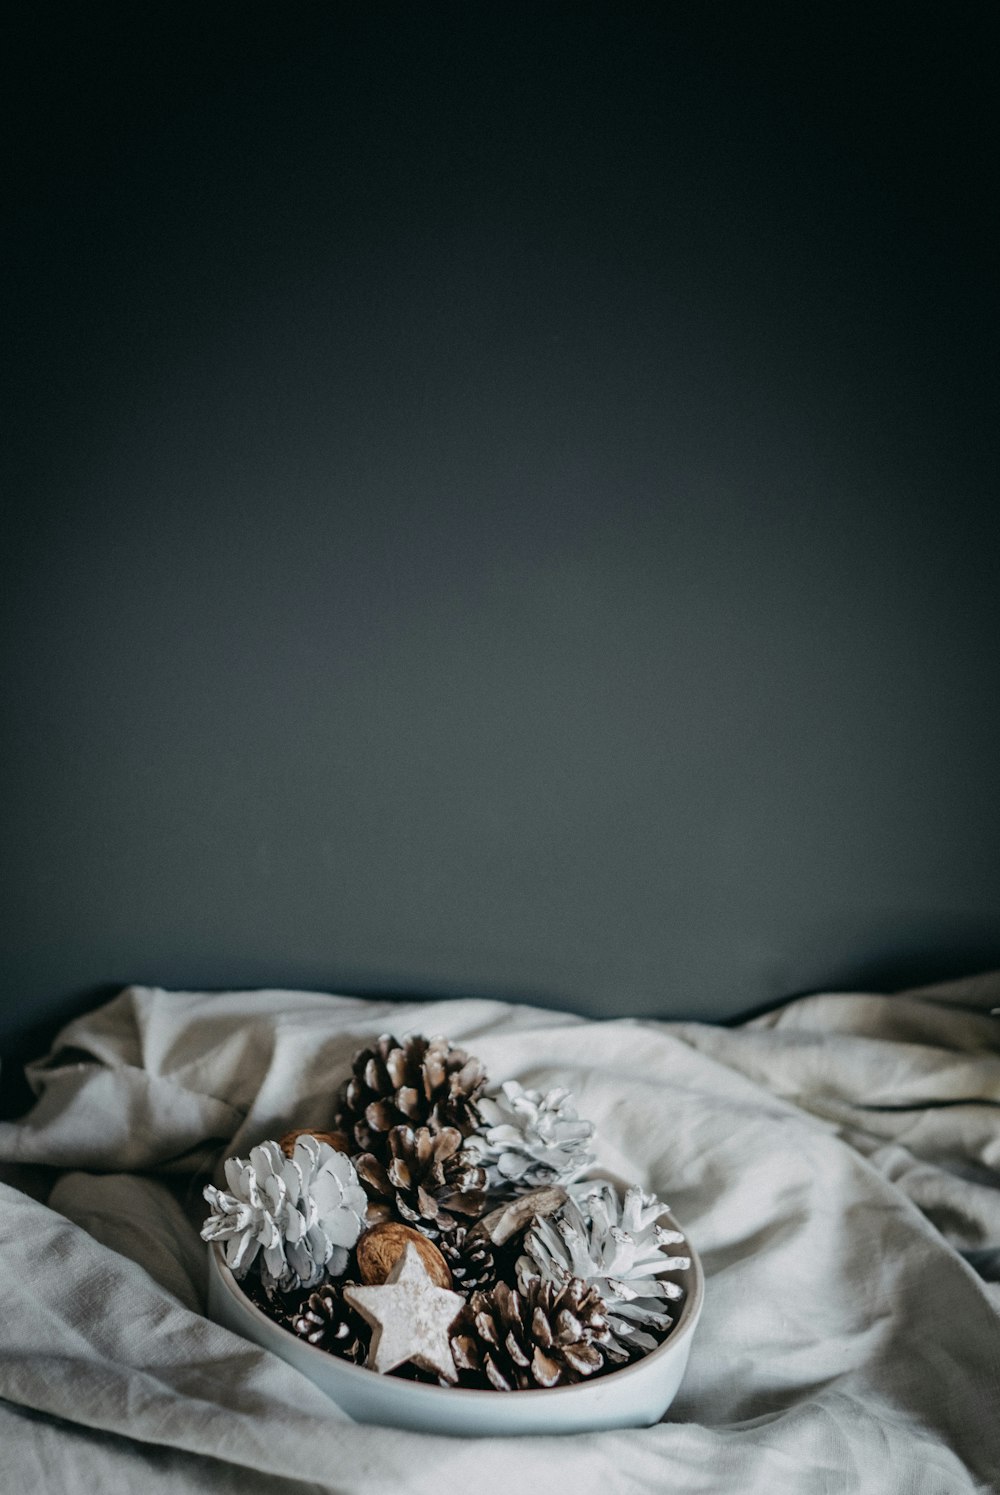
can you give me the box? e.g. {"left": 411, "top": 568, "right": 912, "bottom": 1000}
{"left": 278, "top": 1127, "right": 352, "bottom": 1158}
{"left": 356, "top": 1221, "right": 452, "bottom": 1290}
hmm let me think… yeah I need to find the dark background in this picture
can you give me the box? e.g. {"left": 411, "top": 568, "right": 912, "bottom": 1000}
{"left": 3, "top": 3, "right": 999, "bottom": 1100}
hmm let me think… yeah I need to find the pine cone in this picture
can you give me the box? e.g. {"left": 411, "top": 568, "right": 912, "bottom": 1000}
{"left": 451, "top": 1277, "right": 610, "bottom": 1391}
{"left": 465, "top": 1081, "right": 595, "bottom": 1192}
{"left": 438, "top": 1225, "right": 498, "bottom": 1293}
{"left": 201, "top": 1136, "right": 368, "bottom": 1292}
{"left": 335, "top": 1033, "right": 486, "bottom": 1160}
{"left": 521, "top": 1181, "right": 690, "bottom": 1362}
{"left": 290, "top": 1283, "right": 368, "bottom": 1364}
{"left": 354, "top": 1123, "right": 488, "bottom": 1240}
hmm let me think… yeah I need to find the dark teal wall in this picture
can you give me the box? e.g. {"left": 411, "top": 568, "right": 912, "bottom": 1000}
{"left": 3, "top": 5, "right": 999, "bottom": 1066}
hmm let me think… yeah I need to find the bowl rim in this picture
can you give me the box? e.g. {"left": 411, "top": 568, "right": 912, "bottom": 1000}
{"left": 208, "top": 1203, "right": 704, "bottom": 1404}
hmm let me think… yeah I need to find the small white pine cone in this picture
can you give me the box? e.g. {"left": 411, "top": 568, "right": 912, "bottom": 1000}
{"left": 201, "top": 1135, "right": 368, "bottom": 1292}
{"left": 465, "top": 1080, "right": 596, "bottom": 1192}
{"left": 519, "top": 1179, "right": 690, "bottom": 1361}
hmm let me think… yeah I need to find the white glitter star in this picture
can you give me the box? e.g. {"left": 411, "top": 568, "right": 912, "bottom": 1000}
{"left": 343, "top": 1241, "right": 465, "bottom": 1382}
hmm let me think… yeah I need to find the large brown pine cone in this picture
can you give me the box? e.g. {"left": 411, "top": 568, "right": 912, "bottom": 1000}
{"left": 354, "top": 1123, "right": 488, "bottom": 1240}
{"left": 451, "top": 1277, "right": 611, "bottom": 1391}
{"left": 335, "top": 1033, "right": 486, "bottom": 1160}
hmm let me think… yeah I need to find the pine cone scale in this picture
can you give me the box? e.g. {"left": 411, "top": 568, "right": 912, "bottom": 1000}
{"left": 362, "top": 1057, "right": 386, "bottom": 1092}
{"left": 416, "top": 1184, "right": 439, "bottom": 1219}
{"left": 441, "top": 1190, "right": 486, "bottom": 1217}
{"left": 451, "top": 1334, "right": 480, "bottom": 1372}
{"left": 511, "top": 1328, "right": 535, "bottom": 1369}
{"left": 423, "top": 1052, "right": 447, "bottom": 1091}
{"left": 561, "top": 1342, "right": 602, "bottom": 1375}
{"left": 355, "top": 1154, "right": 391, "bottom": 1194}
{"left": 397, "top": 1087, "right": 422, "bottom": 1119}
{"left": 485, "top": 1357, "right": 512, "bottom": 1392}
{"left": 532, "top": 1347, "right": 560, "bottom": 1387}
{"left": 531, "top": 1305, "right": 553, "bottom": 1348}
{"left": 388, "top": 1157, "right": 411, "bottom": 1189}
{"left": 555, "top": 1308, "right": 583, "bottom": 1342}
{"left": 365, "top": 1100, "right": 396, "bottom": 1132}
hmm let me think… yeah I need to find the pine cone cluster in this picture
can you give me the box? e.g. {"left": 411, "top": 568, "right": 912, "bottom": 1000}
{"left": 211, "top": 1029, "right": 691, "bottom": 1390}
{"left": 451, "top": 1277, "right": 610, "bottom": 1390}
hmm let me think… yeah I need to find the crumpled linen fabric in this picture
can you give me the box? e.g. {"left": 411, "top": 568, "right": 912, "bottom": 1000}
{"left": 0, "top": 975, "right": 998, "bottom": 1495}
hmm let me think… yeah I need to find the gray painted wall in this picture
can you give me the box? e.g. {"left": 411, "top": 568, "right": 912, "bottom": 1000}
{"left": 3, "top": 6, "right": 998, "bottom": 1077}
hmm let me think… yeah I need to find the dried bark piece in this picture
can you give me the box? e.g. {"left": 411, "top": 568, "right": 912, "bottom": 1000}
{"left": 278, "top": 1127, "right": 351, "bottom": 1158}
{"left": 468, "top": 1184, "right": 568, "bottom": 1246}
{"left": 356, "top": 1221, "right": 453, "bottom": 1290}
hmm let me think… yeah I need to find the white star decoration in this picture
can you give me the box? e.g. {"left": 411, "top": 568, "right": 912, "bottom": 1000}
{"left": 343, "top": 1242, "right": 465, "bottom": 1383}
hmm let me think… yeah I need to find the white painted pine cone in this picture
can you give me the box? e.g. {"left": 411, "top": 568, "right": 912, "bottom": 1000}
{"left": 519, "top": 1179, "right": 690, "bottom": 1360}
{"left": 465, "top": 1080, "right": 595, "bottom": 1192}
{"left": 201, "top": 1135, "right": 368, "bottom": 1291}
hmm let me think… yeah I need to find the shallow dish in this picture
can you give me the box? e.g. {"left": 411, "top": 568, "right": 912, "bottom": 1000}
{"left": 206, "top": 1205, "right": 704, "bottom": 1437}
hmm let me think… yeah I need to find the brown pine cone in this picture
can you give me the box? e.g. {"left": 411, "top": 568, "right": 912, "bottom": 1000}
{"left": 437, "top": 1225, "right": 498, "bottom": 1293}
{"left": 290, "top": 1284, "right": 368, "bottom": 1364}
{"left": 335, "top": 1033, "right": 486, "bottom": 1159}
{"left": 354, "top": 1123, "right": 488, "bottom": 1240}
{"left": 451, "top": 1277, "right": 610, "bottom": 1391}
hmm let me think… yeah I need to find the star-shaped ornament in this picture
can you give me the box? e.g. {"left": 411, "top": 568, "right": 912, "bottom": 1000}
{"left": 343, "top": 1241, "right": 465, "bottom": 1382}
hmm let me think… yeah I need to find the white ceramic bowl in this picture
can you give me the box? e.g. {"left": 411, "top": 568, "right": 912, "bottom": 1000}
{"left": 206, "top": 1207, "right": 704, "bottom": 1437}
